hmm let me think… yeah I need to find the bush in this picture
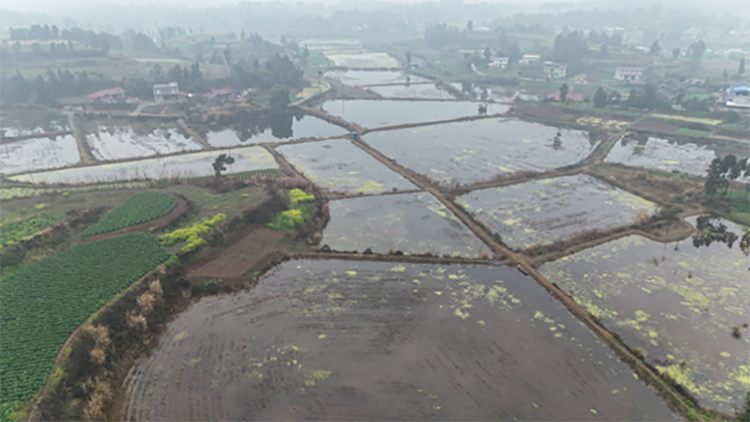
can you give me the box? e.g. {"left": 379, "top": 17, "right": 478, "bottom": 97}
{"left": 159, "top": 213, "right": 226, "bottom": 253}
{"left": 267, "top": 189, "right": 315, "bottom": 232}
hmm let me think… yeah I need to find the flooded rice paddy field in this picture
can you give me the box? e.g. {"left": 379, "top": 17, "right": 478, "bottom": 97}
{"left": 539, "top": 218, "right": 750, "bottom": 413}
{"left": 9, "top": 146, "right": 277, "bottom": 184}
{"left": 321, "top": 192, "right": 486, "bottom": 256}
{"left": 0, "top": 135, "right": 80, "bottom": 175}
{"left": 85, "top": 125, "right": 202, "bottom": 161}
{"left": 0, "top": 110, "right": 69, "bottom": 138}
{"left": 368, "top": 83, "right": 456, "bottom": 100}
{"left": 204, "top": 115, "right": 346, "bottom": 147}
{"left": 605, "top": 136, "right": 722, "bottom": 177}
{"left": 320, "top": 192, "right": 489, "bottom": 257}
{"left": 124, "top": 260, "right": 677, "bottom": 421}
{"left": 456, "top": 175, "right": 659, "bottom": 249}
{"left": 363, "top": 119, "right": 597, "bottom": 185}
{"left": 324, "top": 70, "right": 428, "bottom": 86}
{"left": 320, "top": 100, "right": 503, "bottom": 129}
{"left": 276, "top": 138, "right": 416, "bottom": 195}
{"left": 323, "top": 51, "right": 400, "bottom": 68}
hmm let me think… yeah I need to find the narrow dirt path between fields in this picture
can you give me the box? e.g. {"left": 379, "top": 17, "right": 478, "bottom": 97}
{"left": 65, "top": 111, "right": 95, "bottom": 164}
{"left": 78, "top": 194, "right": 188, "bottom": 244}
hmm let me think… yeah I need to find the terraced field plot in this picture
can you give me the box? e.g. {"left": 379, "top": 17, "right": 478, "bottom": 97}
{"left": 85, "top": 125, "right": 203, "bottom": 160}
{"left": 321, "top": 192, "right": 489, "bottom": 257}
{"left": 364, "top": 119, "right": 596, "bottom": 185}
{"left": 276, "top": 138, "right": 417, "bottom": 194}
{"left": 324, "top": 70, "right": 428, "bottom": 86}
{"left": 204, "top": 115, "right": 346, "bottom": 147}
{"left": 456, "top": 174, "right": 659, "bottom": 248}
{"left": 539, "top": 218, "right": 750, "bottom": 413}
{"left": 10, "top": 146, "right": 277, "bottom": 184}
{"left": 604, "top": 136, "right": 730, "bottom": 177}
{"left": 123, "top": 260, "right": 677, "bottom": 421}
{"left": 0, "top": 135, "right": 80, "bottom": 175}
{"left": 0, "top": 110, "right": 69, "bottom": 138}
{"left": 320, "top": 99, "right": 501, "bottom": 128}
{"left": 368, "top": 83, "right": 455, "bottom": 100}
{"left": 324, "top": 51, "right": 400, "bottom": 68}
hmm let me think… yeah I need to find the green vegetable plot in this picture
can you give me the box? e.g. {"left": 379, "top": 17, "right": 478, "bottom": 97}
{"left": 0, "top": 214, "right": 63, "bottom": 247}
{"left": 81, "top": 192, "right": 177, "bottom": 238}
{"left": 0, "top": 233, "right": 172, "bottom": 415}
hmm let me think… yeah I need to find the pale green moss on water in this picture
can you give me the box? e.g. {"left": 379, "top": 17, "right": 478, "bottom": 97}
{"left": 540, "top": 218, "right": 750, "bottom": 413}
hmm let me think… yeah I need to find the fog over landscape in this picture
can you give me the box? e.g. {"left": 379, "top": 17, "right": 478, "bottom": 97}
{"left": 0, "top": 0, "right": 748, "bottom": 420}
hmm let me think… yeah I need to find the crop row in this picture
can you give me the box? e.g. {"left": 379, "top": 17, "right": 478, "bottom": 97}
{"left": 81, "top": 192, "right": 177, "bottom": 238}
{"left": 0, "top": 181, "right": 150, "bottom": 200}
{"left": 0, "top": 233, "right": 172, "bottom": 411}
{"left": 0, "top": 214, "right": 63, "bottom": 247}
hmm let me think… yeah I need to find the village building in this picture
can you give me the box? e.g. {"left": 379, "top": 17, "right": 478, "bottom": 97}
{"left": 614, "top": 67, "right": 644, "bottom": 83}
{"left": 86, "top": 87, "right": 125, "bottom": 102}
{"left": 543, "top": 61, "right": 567, "bottom": 79}
{"left": 518, "top": 54, "right": 541, "bottom": 66}
{"left": 202, "top": 88, "right": 237, "bottom": 101}
{"left": 488, "top": 57, "right": 509, "bottom": 69}
{"left": 726, "top": 85, "right": 750, "bottom": 109}
{"left": 153, "top": 82, "right": 186, "bottom": 103}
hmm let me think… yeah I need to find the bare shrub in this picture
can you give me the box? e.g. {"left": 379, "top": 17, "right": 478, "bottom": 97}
{"left": 136, "top": 291, "right": 156, "bottom": 315}
{"left": 635, "top": 211, "right": 650, "bottom": 226}
{"left": 479, "top": 250, "right": 491, "bottom": 260}
{"left": 89, "top": 348, "right": 106, "bottom": 365}
{"left": 126, "top": 313, "right": 148, "bottom": 331}
{"left": 148, "top": 279, "right": 163, "bottom": 297}
{"left": 82, "top": 378, "right": 112, "bottom": 422}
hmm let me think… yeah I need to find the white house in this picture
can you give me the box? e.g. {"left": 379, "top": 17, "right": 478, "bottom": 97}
{"left": 489, "top": 57, "right": 509, "bottom": 69}
{"left": 153, "top": 82, "right": 182, "bottom": 102}
{"left": 543, "top": 61, "right": 567, "bottom": 79}
{"left": 614, "top": 67, "right": 644, "bottom": 83}
{"left": 518, "top": 54, "right": 541, "bottom": 66}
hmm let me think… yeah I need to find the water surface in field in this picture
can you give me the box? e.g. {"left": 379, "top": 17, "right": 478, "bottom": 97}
{"left": 204, "top": 114, "right": 345, "bottom": 147}
{"left": 324, "top": 70, "right": 428, "bottom": 86}
{"left": 86, "top": 125, "right": 202, "bottom": 161}
{"left": 123, "top": 260, "right": 677, "bottom": 421}
{"left": 324, "top": 51, "right": 400, "bottom": 68}
{"left": 276, "top": 139, "right": 416, "bottom": 194}
{"left": 0, "top": 110, "right": 69, "bottom": 138}
{"left": 364, "top": 119, "right": 596, "bottom": 185}
{"left": 0, "top": 135, "right": 80, "bottom": 175}
{"left": 456, "top": 174, "right": 659, "bottom": 248}
{"left": 320, "top": 100, "right": 502, "bottom": 128}
{"left": 368, "top": 83, "right": 455, "bottom": 100}
{"left": 604, "top": 136, "right": 723, "bottom": 177}
{"left": 540, "top": 217, "right": 750, "bottom": 413}
{"left": 10, "top": 146, "right": 277, "bottom": 184}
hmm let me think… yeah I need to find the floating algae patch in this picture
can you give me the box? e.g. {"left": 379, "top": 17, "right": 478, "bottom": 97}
{"left": 276, "top": 138, "right": 416, "bottom": 194}
{"left": 320, "top": 99, "right": 504, "bottom": 129}
{"left": 323, "top": 70, "right": 428, "bottom": 86}
{"left": 539, "top": 218, "right": 750, "bottom": 413}
{"left": 204, "top": 114, "right": 345, "bottom": 147}
{"left": 456, "top": 174, "right": 659, "bottom": 248}
{"left": 123, "top": 260, "right": 677, "bottom": 421}
{"left": 321, "top": 192, "right": 486, "bottom": 257}
{"left": 604, "top": 136, "right": 740, "bottom": 177}
{"left": 368, "top": 83, "right": 456, "bottom": 100}
{"left": 10, "top": 146, "right": 277, "bottom": 184}
{"left": 363, "top": 119, "right": 596, "bottom": 185}
{"left": 0, "top": 134, "right": 80, "bottom": 175}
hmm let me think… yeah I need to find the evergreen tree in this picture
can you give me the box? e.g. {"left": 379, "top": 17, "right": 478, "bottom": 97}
{"left": 740, "top": 58, "right": 746, "bottom": 75}
{"left": 593, "top": 87, "right": 607, "bottom": 108}
{"left": 560, "top": 83, "right": 569, "bottom": 102}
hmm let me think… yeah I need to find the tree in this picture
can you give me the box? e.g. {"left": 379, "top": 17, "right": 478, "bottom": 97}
{"left": 467, "top": 20, "right": 473, "bottom": 32}
{"left": 650, "top": 40, "right": 661, "bottom": 56}
{"left": 593, "top": 87, "right": 607, "bottom": 108}
{"left": 704, "top": 154, "right": 749, "bottom": 197}
{"left": 740, "top": 58, "right": 746, "bottom": 75}
{"left": 688, "top": 39, "right": 706, "bottom": 61}
{"left": 212, "top": 154, "right": 235, "bottom": 177}
{"left": 223, "top": 48, "right": 231, "bottom": 65}
{"left": 405, "top": 51, "right": 411, "bottom": 65}
{"left": 269, "top": 84, "right": 290, "bottom": 111}
{"left": 483, "top": 47, "right": 492, "bottom": 62}
{"left": 559, "top": 83, "right": 569, "bottom": 102}
{"left": 672, "top": 48, "right": 680, "bottom": 59}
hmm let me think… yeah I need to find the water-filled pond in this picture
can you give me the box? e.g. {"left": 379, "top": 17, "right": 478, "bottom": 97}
{"left": 276, "top": 139, "right": 417, "bottom": 194}
{"left": 456, "top": 174, "right": 659, "bottom": 249}
{"left": 0, "top": 135, "right": 80, "bottom": 175}
{"left": 539, "top": 217, "right": 750, "bottom": 413}
{"left": 368, "top": 83, "right": 456, "bottom": 100}
{"left": 123, "top": 260, "right": 677, "bottom": 421}
{"left": 9, "top": 146, "right": 277, "bottom": 184}
{"left": 321, "top": 192, "right": 496, "bottom": 257}
{"left": 324, "top": 51, "right": 400, "bottom": 68}
{"left": 320, "top": 100, "right": 503, "bottom": 128}
{"left": 324, "top": 70, "right": 428, "bottom": 86}
{"left": 363, "top": 119, "right": 597, "bottom": 185}
{"left": 204, "top": 114, "right": 346, "bottom": 147}
{"left": 86, "top": 125, "right": 202, "bottom": 161}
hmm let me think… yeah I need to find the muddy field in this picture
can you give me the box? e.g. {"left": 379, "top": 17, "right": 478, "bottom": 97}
{"left": 85, "top": 125, "right": 203, "bottom": 161}
{"left": 123, "top": 260, "right": 677, "bottom": 421}
{"left": 9, "top": 146, "right": 277, "bottom": 184}
{"left": 363, "top": 119, "right": 597, "bottom": 185}
{"left": 456, "top": 174, "right": 659, "bottom": 248}
{"left": 276, "top": 138, "right": 417, "bottom": 194}
{"left": 324, "top": 70, "right": 428, "bottom": 86}
{"left": 0, "top": 134, "right": 80, "bottom": 175}
{"left": 319, "top": 100, "right": 500, "bottom": 129}
{"left": 540, "top": 218, "right": 750, "bottom": 413}
{"left": 204, "top": 115, "right": 346, "bottom": 147}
